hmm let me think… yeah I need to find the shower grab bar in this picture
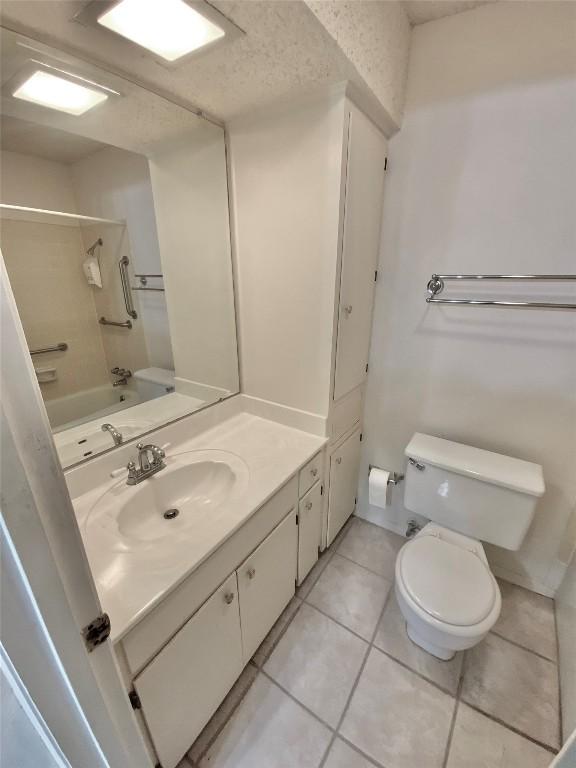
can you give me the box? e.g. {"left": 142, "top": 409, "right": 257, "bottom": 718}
{"left": 119, "top": 257, "right": 137, "bottom": 319}
{"left": 426, "top": 274, "right": 576, "bottom": 310}
{"left": 99, "top": 317, "right": 133, "bottom": 329}
{"left": 30, "top": 342, "right": 68, "bottom": 355}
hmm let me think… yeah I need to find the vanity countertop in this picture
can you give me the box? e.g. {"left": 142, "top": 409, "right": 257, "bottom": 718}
{"left": 72, "top": 412, "right": 326, "bottom": 642}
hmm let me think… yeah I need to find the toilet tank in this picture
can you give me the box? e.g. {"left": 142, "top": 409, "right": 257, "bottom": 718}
{"left": 404, "top": 433, "right": 545, "bottom": 550}
{"left": 133, "top": 367, "right": 175, "bottom": 400}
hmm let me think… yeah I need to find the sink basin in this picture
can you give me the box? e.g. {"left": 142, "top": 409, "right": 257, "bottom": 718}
{"left": 84, "top": 450, "right": 249, "bottom": 551}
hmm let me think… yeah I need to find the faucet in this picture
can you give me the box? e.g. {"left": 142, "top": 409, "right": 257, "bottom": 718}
{"left": 126, "top": 443, "right": 166, "bottom": 485}
{"left": 101, "top": 423, "right": 123, "bottom": 446}
{"left": 111, "top": 367, "right": 132, "bottom": 386}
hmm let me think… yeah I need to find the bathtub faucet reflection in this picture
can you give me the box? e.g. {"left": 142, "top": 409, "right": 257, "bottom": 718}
{"left": 101, "top": 423, "right": 123, "bottom": 446}
{"left": 111, "top": 367, "right": 132, "bottom": 386}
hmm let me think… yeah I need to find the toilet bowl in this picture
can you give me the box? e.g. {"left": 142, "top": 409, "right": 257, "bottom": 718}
{"left": 395, "top": 523, "right": 501, "bottom": 660}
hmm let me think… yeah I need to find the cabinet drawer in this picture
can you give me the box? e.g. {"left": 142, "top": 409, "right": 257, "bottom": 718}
{"left": 134, "top": 573, "right": 243, "bottom": 768}
{"left": 238, "top": 509, "right": 297, "bottom": 662}
{"left": 297, "top": 482, "right": 322, "bottom": 584}
{"left": 298, "top": 452, "right": 323, "bottom": 498}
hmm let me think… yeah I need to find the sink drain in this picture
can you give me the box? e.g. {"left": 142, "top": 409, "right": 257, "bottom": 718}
{"left": 163, "top": 508, "right": 180, "bottom": 520}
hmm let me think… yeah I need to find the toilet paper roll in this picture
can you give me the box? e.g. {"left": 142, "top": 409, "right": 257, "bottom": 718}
{"left": 369, "top": 467, "right": 390, "bottom": 508}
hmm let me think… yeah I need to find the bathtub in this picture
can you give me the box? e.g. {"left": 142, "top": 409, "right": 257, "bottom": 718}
{"left": 46, "top": 385, "right": 141, "bottom": 432}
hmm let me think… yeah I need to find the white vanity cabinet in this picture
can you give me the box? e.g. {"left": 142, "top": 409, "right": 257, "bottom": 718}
{"left": 327, "top": 428, "right": 362, "bottom": 546}
{"left": 238, "top": 509, "right": 297, "bottom": 661}
{"left": 133, "top": 573, "right": 243, "bottom": 768}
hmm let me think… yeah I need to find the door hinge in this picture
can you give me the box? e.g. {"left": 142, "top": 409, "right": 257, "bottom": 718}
{"left": 129, "top": 690, "right": 142, "bottom": 710}
{"left": 374, "top": 270, "right": 378, "bottom": 282}
{"left": 354, "top": 496, "right": 357, "bottom": 505}
{"left": 365, "top": 363, "right": 369, "bottom": 373}
{"left": 296, "top": 513, "right": 299, "bottom": 525}
{"left": 320, "top": 484, "right": 324, "bottom": 496}
{"left": 82, "top": 612, "right": 111, "bottom": 652}
{"left": 384, "top": 157, "right": 388, "bottom": 171}
{"left": 359, "top": 433, "right": 363, "bottom": 441}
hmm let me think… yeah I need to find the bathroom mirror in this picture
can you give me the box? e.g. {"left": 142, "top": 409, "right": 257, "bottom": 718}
{"left": 0, "top": 28, "right": 239, "bottom": 468}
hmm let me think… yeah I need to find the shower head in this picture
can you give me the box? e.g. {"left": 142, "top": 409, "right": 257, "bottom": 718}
{"left": 87, "top": 238, "right": 103, "bottom": 256}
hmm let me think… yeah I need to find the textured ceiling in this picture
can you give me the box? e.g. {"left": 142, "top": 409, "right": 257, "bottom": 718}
{"left": 0, "top": 1, "right": 372, "bottom": 124}
{"left": 1, "top": 115, "right": 106, "bottom": 164}
{"left": 403, "top": 0, "right": 494, "bottom": 26}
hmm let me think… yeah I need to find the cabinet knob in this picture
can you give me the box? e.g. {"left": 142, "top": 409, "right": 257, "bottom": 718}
{"left": 343, "top": 305, "right": 353, "bottom": 316}
{"left": 310, "top": 468, "right": 318, "bottom": 477}
{"left": 336, "top": 457, "right": 342, "bottom": 464}
{"left": 247, "top": 567, "right": 256, "bottom": 580}
{"left": 305, "top": 501, "right": 313, "bottom": 510}
{"left": 224, "top": 591, "right": 235, "bottom": 605}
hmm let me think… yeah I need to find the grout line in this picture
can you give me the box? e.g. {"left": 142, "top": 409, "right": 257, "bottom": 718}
{"left": 489, "top": 629, "right": 558, "bottom": 664}
{"left": 302, "top": 597, "right": 381, "bottom": 645}
{"left": 337, "top": 734, "right": 392, "bottom": 768}
{"left": 259, "top": 667, "right": 336, "bottom": 733}
{"left": 461, "top": 701, "right": 559, "bottom": 755}
{"left": 335, "top": 549, "right": 396, "bottom": 579}
{"left": 441, "top": 652, "right": 467, "bottom": 768}
{"left": 318, "top": 586, "right": 395, "bottom": 768}
{"left": 374, "top": 646, "right": 460, "bottom": 698}
{"left": 553, "top": 598, "right": 563, "bottom": 747}
{"left": 251, "top": 598, "right": 304, "bottom": 669}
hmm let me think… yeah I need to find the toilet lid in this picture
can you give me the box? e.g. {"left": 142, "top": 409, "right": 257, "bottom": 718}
{"left": 398, "top": 536, "right": 497, "bottom": 626}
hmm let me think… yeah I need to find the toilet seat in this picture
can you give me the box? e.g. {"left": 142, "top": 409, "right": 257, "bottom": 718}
{"left": 397, "top": 534, "right": 497, "bottom": 627}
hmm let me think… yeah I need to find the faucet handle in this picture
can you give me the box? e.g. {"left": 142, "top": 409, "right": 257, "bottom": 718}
{"left": 126, "top": 461, "right": 138, "bottom": 483}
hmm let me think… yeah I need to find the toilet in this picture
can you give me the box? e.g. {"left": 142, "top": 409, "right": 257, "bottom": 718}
{"left": 395, "top": 433, "right": 545, "bottom": 660}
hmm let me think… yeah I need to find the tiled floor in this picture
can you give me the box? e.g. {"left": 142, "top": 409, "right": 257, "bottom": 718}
{"left": 178, "top": 517, "right": 560, "bottom": 768}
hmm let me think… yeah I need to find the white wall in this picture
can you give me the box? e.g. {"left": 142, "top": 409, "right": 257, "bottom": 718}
{"left": 229, "top": 92, "right": 346, "bottom": 417}
{"left": 556, "top": 509, "right": 576, "bottom": 741}
{"left": 1, "top": 150, "right": 77, "bottom": 212}
{"left": 149, "top": 122, "right": 239, "bottom": 397}
{"left": 358, "top": 1, "right": 576, "bottom": 596}
{"left": 71, "top": 147, "right": 174, "bottom": 371}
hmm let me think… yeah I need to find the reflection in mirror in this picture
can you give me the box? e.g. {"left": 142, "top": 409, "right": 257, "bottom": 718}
{"left": 0, "top": 29, "right": 239, "bottom": 468}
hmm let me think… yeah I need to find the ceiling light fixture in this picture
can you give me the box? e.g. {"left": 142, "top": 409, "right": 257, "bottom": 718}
{"left": 96, "top": 0, "right": 225, "bottom": 62}
{"left": 12, "top": 70, "right": 108, "bottom": 115}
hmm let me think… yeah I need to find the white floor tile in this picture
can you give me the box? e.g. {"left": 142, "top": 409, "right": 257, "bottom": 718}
{"left": 199, "top": 675, "right": 331, "bottom": 768}
{"left": 307, "top": 554, "right": 391, "bottom": 639}
{"left": 494, "top": 581, "right": 557, "bottom": 660}
{"left": 324, "top": 739, "right": 378, "bottom": 768}
{"left": 461, "top": 633, "right": 559, "bottom": 749}
{"left": 340, "top": 648, "right": 454, "bottom": 768}
{"left": 446, "top": 704, "right": 553, "bottom": 768}
{"left": 264, "top": 603, "right": 367, "bottom": 727}
{"left": 337, "top": 519, "right": 404, "bottom": 579}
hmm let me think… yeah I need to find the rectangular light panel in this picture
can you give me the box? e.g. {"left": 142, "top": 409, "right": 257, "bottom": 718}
{"left": 12, "top": 70, "right": 108, "bottom": 116}
{"left": 97, "top": 0, "right": 225, "bottom": 62}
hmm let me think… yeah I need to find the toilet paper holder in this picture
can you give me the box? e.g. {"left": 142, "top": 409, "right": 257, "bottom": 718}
{"left": 368, "top": 465, "right": 404, "bottom": 486}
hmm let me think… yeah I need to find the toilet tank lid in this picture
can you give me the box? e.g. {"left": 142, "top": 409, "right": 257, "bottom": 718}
{"left": 133, "top": 367, "right": 175, "bottom": 386}
{"left": 405, "top": 433, "right": 545, "bottom": 497}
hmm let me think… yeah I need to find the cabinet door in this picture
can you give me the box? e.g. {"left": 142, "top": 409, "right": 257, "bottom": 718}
{"left": 333, "top": 107, "right": 388, "bottom": 402}
{"left": 327, "top": 429, "right": 362, "bottom": 545}
{"left": 134, "top": 573, "right": 243, "bottom": 768}
{"left": 238, "top": 510, "right": 297, "bottom": 662}
{"left": 297, "top": 481, "right": 322, "bottom": 585}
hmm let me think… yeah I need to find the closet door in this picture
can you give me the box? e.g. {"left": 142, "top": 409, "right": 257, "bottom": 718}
{"left": 327, "top": 428, "right": 362, "bottom": 545}
{"left": 333, "top": 107, "right": 387, "bottom": 402}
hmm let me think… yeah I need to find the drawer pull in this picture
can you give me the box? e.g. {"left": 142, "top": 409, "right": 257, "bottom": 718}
{"left": 247, "top": 567, "right": 256, "bottom": 580}
{"left": 224, "top": 592, "right": 235, "bottom": 605}
{"left": 336, "top": 457, "right": 342, "bottom": 464}
{"left": 305, "top": 501, "right": 313, "bottom": 510}
{"left": 310, "top": 468, "right": 318, "bottom": 477}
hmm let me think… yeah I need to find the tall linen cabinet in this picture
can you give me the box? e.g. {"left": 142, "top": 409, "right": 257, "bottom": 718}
{"left": 230, "top": 91, "right": 388, "bottom": 547}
